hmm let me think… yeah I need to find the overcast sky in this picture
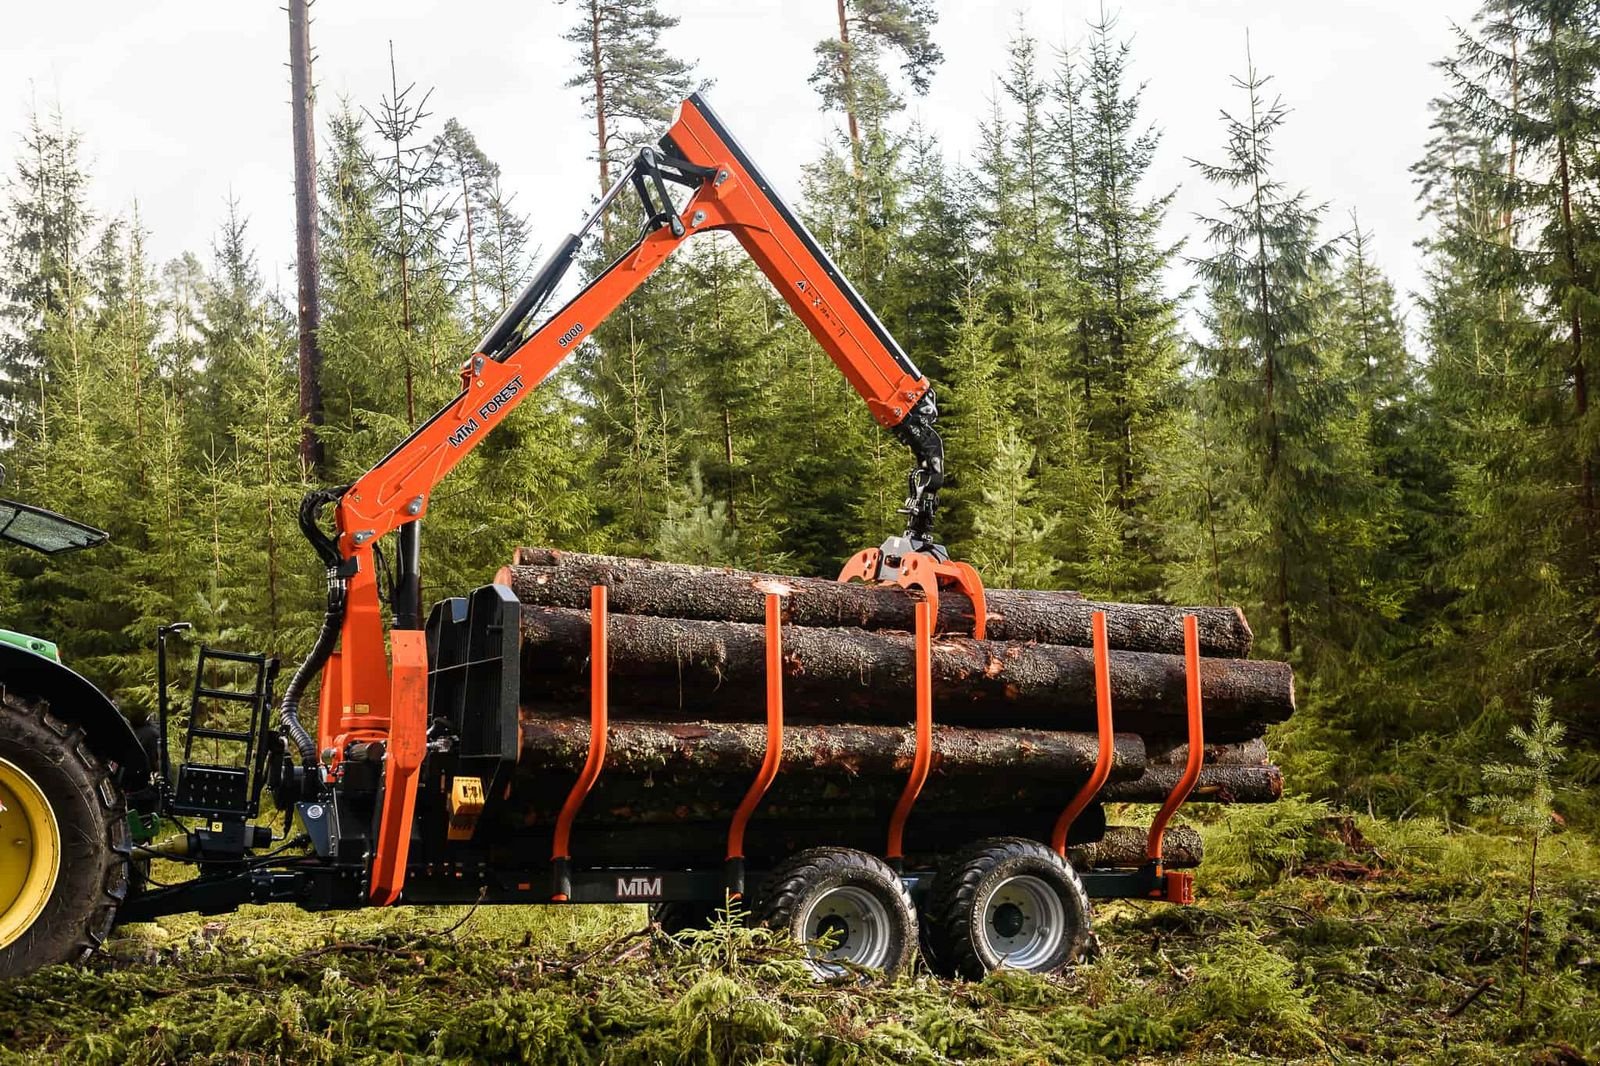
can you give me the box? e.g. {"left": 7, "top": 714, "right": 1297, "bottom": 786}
{"left": 7, "top": 0, "right": 1478, "bottom": 328}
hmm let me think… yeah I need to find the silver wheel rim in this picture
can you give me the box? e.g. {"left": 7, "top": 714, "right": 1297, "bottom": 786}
{"left": 980, "top": 874, "right": 1066, "bottom": 971}
{"left": 799, "top": 885, "right": 893, "bottom": 975}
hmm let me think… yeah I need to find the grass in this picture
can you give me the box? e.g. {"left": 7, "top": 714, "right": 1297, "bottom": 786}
{"left": 1, "top": 805, "right": 1597, "bottom": 1064}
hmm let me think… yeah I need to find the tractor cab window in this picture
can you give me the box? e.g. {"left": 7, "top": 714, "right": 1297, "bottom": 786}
{"left": 0, "top": 498, "right": 108, "bottom": 554}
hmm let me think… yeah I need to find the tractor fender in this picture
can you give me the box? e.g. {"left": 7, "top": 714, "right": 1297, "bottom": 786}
{"left": 0, "top": 643, "right": 150, "bottom": 783}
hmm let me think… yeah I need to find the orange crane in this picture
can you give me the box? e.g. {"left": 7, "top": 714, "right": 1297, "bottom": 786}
{"left": 276, "top": 94, "right": 984, "bottom": 906}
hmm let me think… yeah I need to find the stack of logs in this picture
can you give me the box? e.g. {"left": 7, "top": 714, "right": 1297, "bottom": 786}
{"left": 493, "top": 547, "right": 1294, "bottom": 871}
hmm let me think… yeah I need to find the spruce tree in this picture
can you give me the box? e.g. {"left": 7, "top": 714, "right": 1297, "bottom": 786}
{"left": 1188, "top": 50, "right": 1368, "bottom": 659}
{"left": 364, "top": 47, "right": 453, "bottom": 427}
{"left": 478, "top": 173, "right": 533, "bottom": 317}
{"left": 0, "top": 103, "right": 93, "bottom": 443}
{"left": 1078, "top": 12, "right": 1180, "bottom": 536}
{"left": 1433, "top": 0, "right": 1600, "bottom": 737}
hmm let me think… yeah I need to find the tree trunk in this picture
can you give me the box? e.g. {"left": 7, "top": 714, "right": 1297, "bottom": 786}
{"left": 517, "top": 606, "right": 1294, "bottom": 742}
{"left": 287, "top": 0, "right": 324, "bottom": 475}
{"left": 835, "top": 0, "right": 861, "bottom": 171}
{"left": 499, "top": 550, "right": 1254, "bottom": 657}
{"left": 1070, "top": 824, "right": 1203, "bottom": 870}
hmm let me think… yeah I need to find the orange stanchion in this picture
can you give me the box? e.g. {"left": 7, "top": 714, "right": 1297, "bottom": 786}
{"left": 726, "top": 593, "right": 786, "bottom": 883}
{"left": 886, "top": 599, "right": 934, "bottom": 863}
{"left": 1146, "top": 614, "right": 1204, "bottom": 872}
{"left": 551, "top": 584, "right": 609, "bottom": 899}
{"left": 1051, "top": 611, "right": 1113, "bottom": 856}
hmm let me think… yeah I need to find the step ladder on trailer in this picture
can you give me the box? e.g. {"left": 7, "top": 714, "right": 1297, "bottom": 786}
{"left": 156, "top": 623, "right": 279, "bottom": 854}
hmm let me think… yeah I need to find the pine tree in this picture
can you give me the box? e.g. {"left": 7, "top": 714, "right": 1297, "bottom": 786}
{"left": 939, "top": 272, "right": 1010, "bottom": 548}
{"left": 1443, "top": 0, "right": 1600, "bottom": 551}
{"left": 1471, "top": 695, "right": 1568, "bottom": 1013}
{"left": 434, "top": 118, "right": 498, "bottom": 326}
{"left": 194, "top": 200, "right": 267, "bottom": 449}
{"left": 655, "top": 463, "right": 739, "bottom": 565}
{"left": 1433, "top": 0, "right": 1600, "bottom": 738}
{"left": 561, "top": 0, "right": 697, "bottom": 207}
{"left": 812, "top": 0, "right": 942, "bottom": 168}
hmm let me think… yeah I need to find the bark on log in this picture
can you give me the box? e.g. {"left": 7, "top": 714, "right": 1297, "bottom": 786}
{"left": 517, "top": 713, "right": 1147, "bottom": 781}
{"left": 516, "top": 606, "right": 1293, "bottom": 741}
{"left": 1099, "top": 764, "right": 1283, "bottom": 804}
{"left": 1146, "top": 737, "right": 1270, "bottom": 767}
{"left": 1069, "top": 825, "right": 1203, "bottom": 870}
{"left": 499, "top": 549, "right": 1254, "bottom": 658}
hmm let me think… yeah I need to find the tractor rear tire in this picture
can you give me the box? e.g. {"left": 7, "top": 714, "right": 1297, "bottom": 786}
{"left": 924, "top": 836, "right": 1091, "bottom": 980}
{"left": 754, "top": 846, "right": 915, "bottom": 978}
{"left": 0, "top": 691, "right": 130, "bottom": 977}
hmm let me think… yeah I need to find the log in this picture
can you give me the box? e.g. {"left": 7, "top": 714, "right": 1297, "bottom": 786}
{"left": 1069, "top": 825, "right": 1203, "bottom": 870}
{"left": 516, "top": 606, "right": 1294, "bottom": 741}
{"left": 517, "top": 713, "right": 1147, "bottom": 781}
{"left": 1100, "top": 764, "right": 1283, "bottom": 804}
{"left": 499, "top": 549, "right": 1255, "bottom": 658}
{"left": 508, "top": 749, "right": 1278, "bottom": 825}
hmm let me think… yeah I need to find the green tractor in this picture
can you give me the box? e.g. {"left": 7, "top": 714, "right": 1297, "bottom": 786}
{"left": 0, "top": 495, "right": 151, "bottom": 976}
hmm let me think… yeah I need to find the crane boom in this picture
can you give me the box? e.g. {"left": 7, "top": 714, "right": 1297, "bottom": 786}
{"left": 282, "top": 94, "right": 954, "bottom": 904}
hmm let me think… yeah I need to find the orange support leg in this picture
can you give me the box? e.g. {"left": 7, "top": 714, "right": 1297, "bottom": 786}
{"left": 1052, "top": 611, "right": 1113, "bottom": 855}
{"left": 886, "top": 600, "right": 934, "bottom": 864}
{"left": 368, "top": 629, "right": 428, "bottom": 905}
{"left": 726, "top": 593, "right": 785, "bottom": 896}
{"left": 1147, "top": 614, "right": 1204, "bottom": 875}
{"left": 552, "top": 585, "right": 609, "bottom": 899}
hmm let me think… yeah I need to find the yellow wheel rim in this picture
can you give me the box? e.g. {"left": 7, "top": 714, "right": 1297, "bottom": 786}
{"left": 0, "top": 757, "right": 60, "bottom": 950}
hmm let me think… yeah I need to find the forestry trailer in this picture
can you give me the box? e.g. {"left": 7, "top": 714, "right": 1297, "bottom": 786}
{"left": 0, "top": 95, "right": 1287, "bottom": 981}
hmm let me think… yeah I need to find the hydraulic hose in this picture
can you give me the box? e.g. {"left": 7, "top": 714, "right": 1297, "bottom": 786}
{"left": 278, "top": 570, "right": 345, "bottom": 768}
{"left": 280, "top": 486, "right": 351, "bottom": 769}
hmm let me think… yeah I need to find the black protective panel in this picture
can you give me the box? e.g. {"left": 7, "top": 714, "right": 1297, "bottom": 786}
{"left": 0, "top": 498, "right": 108, "bottom": 554}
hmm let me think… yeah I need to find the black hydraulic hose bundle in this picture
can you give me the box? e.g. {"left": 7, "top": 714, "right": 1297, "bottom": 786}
{"left": 280, "top": 486, "right": 351, "bottom": 769}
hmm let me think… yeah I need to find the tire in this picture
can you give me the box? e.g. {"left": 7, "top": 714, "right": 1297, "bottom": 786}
{"left": 0, "top": 690, "right": 130, "bottom": 978}
{"left": 754, "top": 847, "right": 915, "bottom": 978}
{"left": 924, "top": 836, "right": 1091, "bottom": 980}
{"left": 650, "top": 900, "right": 721, "bottom": 935}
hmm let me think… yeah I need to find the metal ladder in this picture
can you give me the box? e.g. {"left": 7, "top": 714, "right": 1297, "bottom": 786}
{"left": 168, "top": 646, "right": 277, "bottom": 821}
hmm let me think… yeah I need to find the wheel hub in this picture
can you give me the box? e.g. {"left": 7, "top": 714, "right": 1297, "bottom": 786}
{"left": 981, "top": 874, "right": 1066, "bottom": 972}
{"left": 801, "top": 885, "right": 892, "bottom": 975}
{"left": 0, "top": 757, "right": 60, "bottom": 951}
{"left": 991, "top": 901, "right": 1026, "bottom": 939}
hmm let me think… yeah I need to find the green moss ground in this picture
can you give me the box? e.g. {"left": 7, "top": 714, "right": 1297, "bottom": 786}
{"left": 2, "top": 805, "right": 1596, "bottom": 1064}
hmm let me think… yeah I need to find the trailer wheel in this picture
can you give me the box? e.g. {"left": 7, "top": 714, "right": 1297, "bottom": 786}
{"left": 754, "top": 846, "right": 915, "bottom": 978}
{"left": 0, "top": 691, "right": 130, "bottom": 977}
{"left": 924, "top": 837, "right": 1090, "bottom": 979}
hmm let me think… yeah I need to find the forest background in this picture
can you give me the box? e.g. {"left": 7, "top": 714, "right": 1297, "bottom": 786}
{"left": 5, "top": 2, "right": 1600, "bottom": 1060}
{"left": 3, "top": 0, "right": 1599, "bottom": 850}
